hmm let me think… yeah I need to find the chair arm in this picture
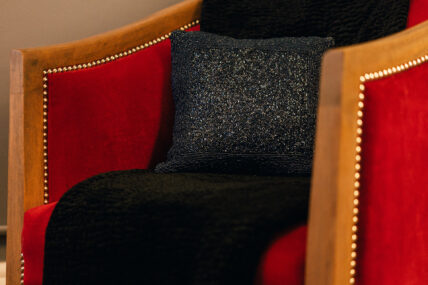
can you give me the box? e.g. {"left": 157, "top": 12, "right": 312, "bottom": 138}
{"left": 306, "top": 20, "right": 428, "bottom": 285}
{"left": 7, "top": 1, "right": 201, "bottom": 284}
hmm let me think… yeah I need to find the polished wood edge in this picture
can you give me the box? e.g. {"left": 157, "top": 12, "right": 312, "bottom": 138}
{"left": 7, "top": 1, "right": 202, "bottom": 284}
{"left": 306, "top": 49, "right": 343, "bottom": 285}
{"left": 7, "top": 50, "right": 25, "bottom": 285}
{"left": 306, "top": 20, "right": 428, "bottom": 285}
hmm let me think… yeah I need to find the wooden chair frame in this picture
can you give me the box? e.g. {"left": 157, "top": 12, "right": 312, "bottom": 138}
{"left": 6, "top": 0, "right": 428, "bottom": 283}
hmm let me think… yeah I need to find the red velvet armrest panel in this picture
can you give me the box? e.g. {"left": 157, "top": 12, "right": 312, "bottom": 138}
{"left": 357, "top": 62, "right": 428, "bottom": 284}
{"left": 22, "top": 203, "right": 57, "bottom": 285}
{"left": 47, "top": 25, "right": 199, "bottom": 202}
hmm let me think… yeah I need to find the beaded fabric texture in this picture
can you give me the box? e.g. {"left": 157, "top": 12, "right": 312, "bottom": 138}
{"left": 155, "top": 31, "right": 334, "bottom": 175}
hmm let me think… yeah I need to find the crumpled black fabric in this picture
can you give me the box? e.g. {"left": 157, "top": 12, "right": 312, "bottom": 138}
{"left": 43, "top": 170, "right": 310, "bottom": 285}
{"left": 201, "top": 0, "right": 409, "bottom": 46}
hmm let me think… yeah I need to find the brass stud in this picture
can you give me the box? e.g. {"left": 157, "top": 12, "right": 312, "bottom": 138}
{"left": 359, "top": 76, "right": 365, "bottom": 82}
{"left": 350, "top": 277, "right": 355, "bottom": 284}
{"left": 356, "top": 146, "right": 362, "bottom": 153}
{"left": 351, "top": 251, "right": 357, "bottom": 258}
{"left": 353, "top": 208, "right": 359, "bottom": 215}
{"left": 354, "top": 190, "right": 360, "bottom": 197}
{"left": 354, "top": 172, "right": 360, "bottom": 179}
{"left": 351, "top": 242, "right": 357, "bottom": 249}
{"left": 359, "top": 93, "right": 364, "bottom": 100}
{"left": 350, "top": 260, "right": 356, "bottom": 267}
{"left": 352, "top": 225, "right": 358, "bottom": 232}
{"left": 354, "top": 181, "right": 360, "bottom": 188}
{"left": 353, "top": 200, "right": 359, "bottom": 207}
{"left": 352, "top": 215, "right": 358, "bottom": 222}
{"left": 358, "top": 101, "right": 364, "bottom": 109}
{"left": 356, "top": 136, "right": 362, "bottom": 144}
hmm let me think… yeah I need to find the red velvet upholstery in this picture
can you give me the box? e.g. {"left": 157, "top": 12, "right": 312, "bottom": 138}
{"left": 22, "top": 202, "right": 57, "bottom": 285}
{"left": 47, "top": 25, "right": 199, "bottom": 202}
{"left": 407, "top": 0, "right": 428, "bottom": 27}
{"left": 258, "top": 225, "right": 307, "bottom": 285}
{"left": 357, "top": 62, "right": 428, "bottom": 284}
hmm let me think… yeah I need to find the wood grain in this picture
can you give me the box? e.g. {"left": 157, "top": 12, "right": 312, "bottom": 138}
{"left": 6, "top": 0, "right": 202, "bottom": 284}
{"left": 306, "top": 20, "right": 428, "bottom": 285}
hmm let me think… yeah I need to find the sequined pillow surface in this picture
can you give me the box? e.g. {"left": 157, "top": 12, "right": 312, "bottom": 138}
{"left": 155, "top": 31, "right": 334, "bottom": 175}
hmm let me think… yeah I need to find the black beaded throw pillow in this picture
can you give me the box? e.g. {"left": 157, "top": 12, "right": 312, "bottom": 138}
{"left": 201, "top": 0, "right": 409, "bottom": 47}
{"left": 155, "top": 31, "right": 334, "bottom": 175}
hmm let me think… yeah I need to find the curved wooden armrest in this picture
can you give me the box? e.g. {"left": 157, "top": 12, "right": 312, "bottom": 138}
{"left": 7, "top": 1, "right": 201, "bottom": 284}
{"left": 306, "top": 20, "right": 428, "bottom": 285}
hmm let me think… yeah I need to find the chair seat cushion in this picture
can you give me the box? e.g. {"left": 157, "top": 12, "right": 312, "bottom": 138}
{"left": 36, "top": 170, "right": 309, "bottom": 285}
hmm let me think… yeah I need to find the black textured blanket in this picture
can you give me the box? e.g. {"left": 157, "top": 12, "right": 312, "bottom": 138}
{"left": 201, "top": 0, "right": 409, "bottom": 46}
{"left": 43, "top": 170, "right": 310, "bottom": 285}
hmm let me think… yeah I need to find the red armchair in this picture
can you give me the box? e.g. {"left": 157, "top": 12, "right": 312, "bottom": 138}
{"left": 7, "top": 0, "right": 428, "bottom": 284}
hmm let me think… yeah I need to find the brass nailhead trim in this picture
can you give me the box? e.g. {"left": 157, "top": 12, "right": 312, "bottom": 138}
{"left": 351, "top": 53, "right": 427, "bottom": 285}
{"left": 20, "top": 252, "right": 24, "bottom": 285}
{"left": 41, "top": 20, "right": 199, "bottom": 205}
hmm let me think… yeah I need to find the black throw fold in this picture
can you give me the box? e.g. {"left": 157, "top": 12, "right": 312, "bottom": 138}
{"left": 43, "top": 170, "right": 309, "bottom": 285}
{"left": 201, "top": 0, "right": 409, "bottom": 47}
